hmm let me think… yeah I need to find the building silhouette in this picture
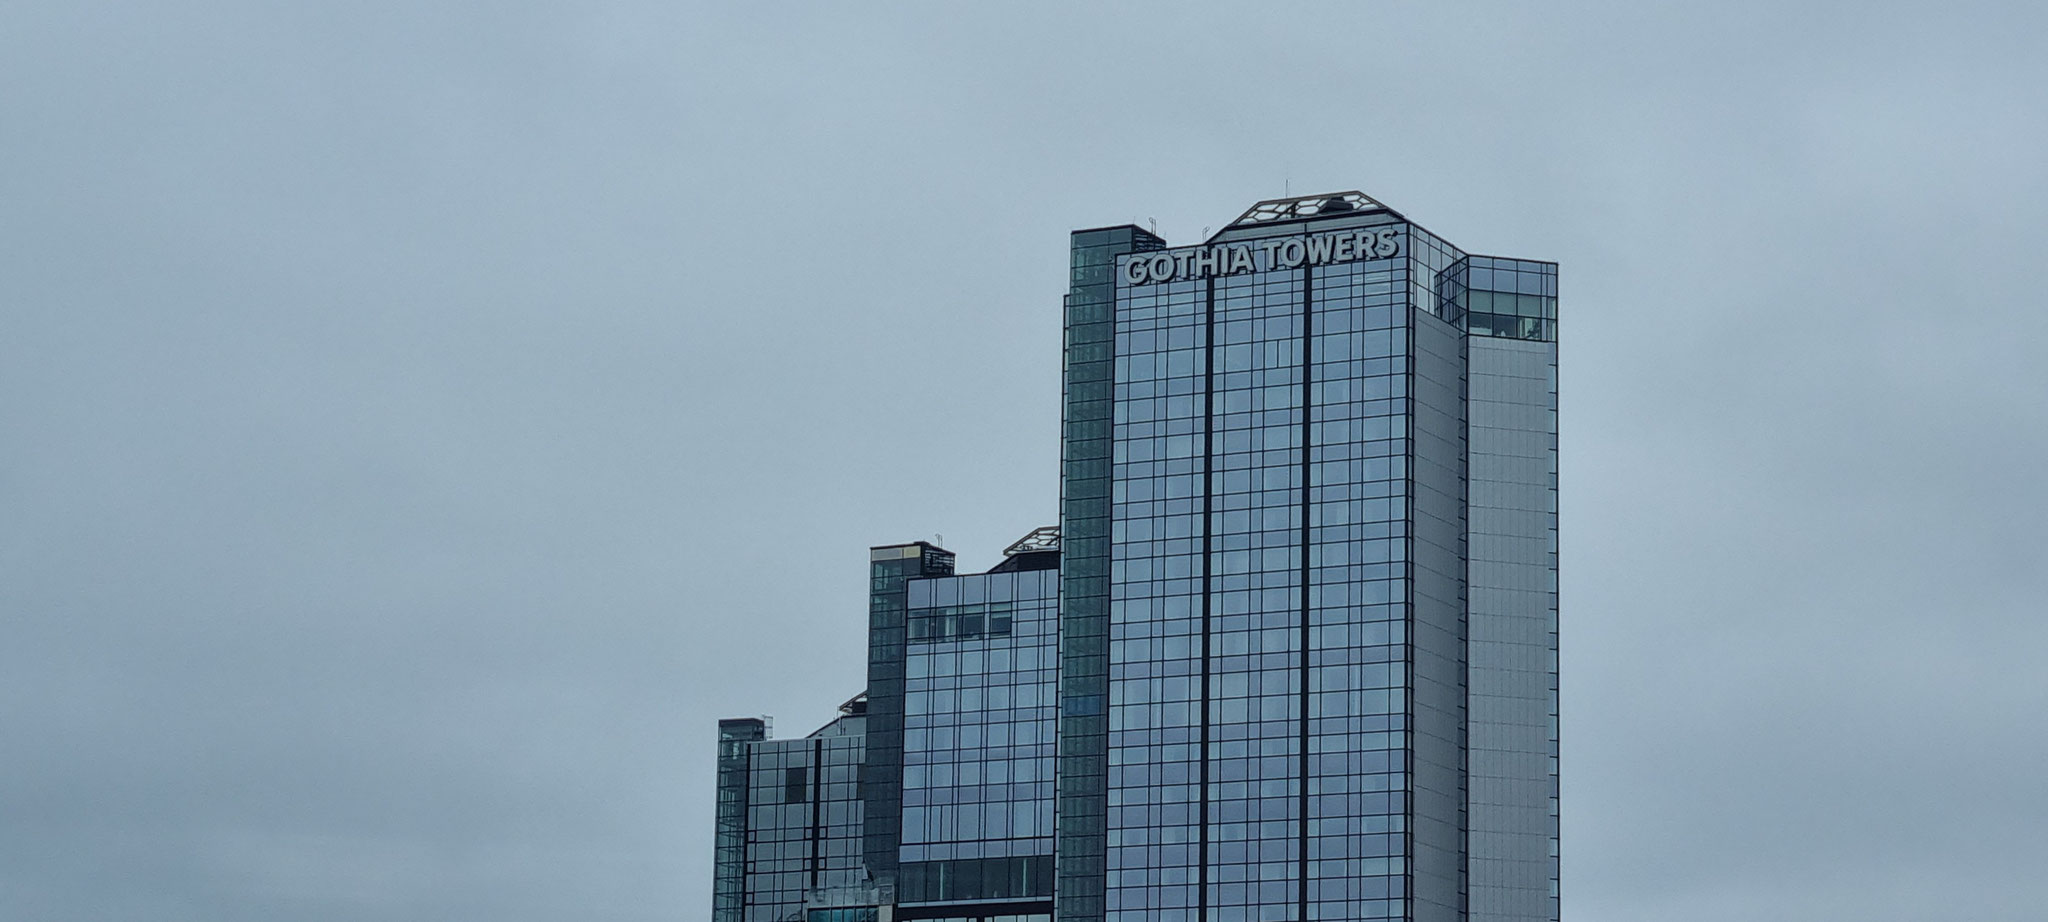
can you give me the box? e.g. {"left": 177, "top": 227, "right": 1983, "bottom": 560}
{"left": 714, "top": 192, "right": 1559, "bottom": 922}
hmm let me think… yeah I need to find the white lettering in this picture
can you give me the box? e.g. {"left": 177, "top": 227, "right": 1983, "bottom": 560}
{"left": 1119, "top": 229, "right": 1402, "bottom": 285}
{"left": 1228, "top": 246, "right": 1254, "bottom": 273}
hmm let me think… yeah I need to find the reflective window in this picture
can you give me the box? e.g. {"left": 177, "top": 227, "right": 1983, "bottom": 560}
{"left": 900, "top": 569, "right": 1058, "bottom": 876}
{"left": 1104, "top": 234, "right": 1413, "bottom": 922}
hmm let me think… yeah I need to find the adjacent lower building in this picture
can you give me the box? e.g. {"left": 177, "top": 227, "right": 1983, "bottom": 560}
{"left": 712, "top": 192, "right": 1558, "bottom": 922}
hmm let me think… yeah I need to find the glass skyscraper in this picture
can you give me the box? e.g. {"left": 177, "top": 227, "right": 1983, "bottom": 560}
{"left": 713, "top": 192, "right": 1558, "bottom": 922}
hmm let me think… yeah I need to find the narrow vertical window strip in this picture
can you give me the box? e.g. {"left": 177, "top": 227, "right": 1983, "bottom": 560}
{"left": 810, "top": 738, "right": 825, "bottom": 888}
{"left": 1402, "top": 263, "right": 1420, "bottom": 915}
{"left": 1297, "top": 264, "right": 1313, "bottom": 922}
{"left": 1198, "top": 273, "right": 1215, "bottom": 919}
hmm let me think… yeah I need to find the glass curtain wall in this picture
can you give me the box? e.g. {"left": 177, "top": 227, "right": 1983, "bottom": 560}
{"left": 899, "top": 569, "right": 1060, "bottom": 904}
{"left": 1104, "top": 228, "right": 1416, "bottom": 922}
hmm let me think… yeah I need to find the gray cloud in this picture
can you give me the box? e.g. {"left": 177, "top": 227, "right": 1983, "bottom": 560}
{"left": 4, "top": 2, "right": 2045, "bottom": 919}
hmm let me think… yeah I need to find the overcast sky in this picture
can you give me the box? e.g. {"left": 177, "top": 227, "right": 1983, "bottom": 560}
{"left": 5, "top": 2, "right": 2046, "bottom": 920}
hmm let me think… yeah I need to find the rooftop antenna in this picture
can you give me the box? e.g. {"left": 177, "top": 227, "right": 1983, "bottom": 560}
{"left": 1148, "top": 217, "right": 1158, "bottom": 236}
{"left": 934, "top": 533, "right": 944, "bottom": 548}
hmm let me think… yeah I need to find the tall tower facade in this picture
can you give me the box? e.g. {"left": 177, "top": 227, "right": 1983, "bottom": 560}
{"left": 1054, "top": 193, "right": 1557, "bottom": 922}
{"left": 712, "top": 192, "right": 1558, "bottom": 922}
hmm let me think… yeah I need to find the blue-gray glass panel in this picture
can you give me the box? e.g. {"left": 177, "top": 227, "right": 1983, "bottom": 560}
{"left": 714, "top": 719, "right": 767, "bottom": 922}
{"left": 1190, "top": 264, "right": 1308, "bottom": 922}
{"left": 736, "top": 724, "right": 869, "bottom": 922}
{"left": 1445, "top": 256, "right": 1558, "bottom": 343}
{"left": 1103, "top": 237, "right": 1417, "bottom": 922}
{"left": 901, "top": 569, "right": 1058, "bottom": 869}
{"left": 1106, "top": 272, "right": 1210, "bottom": 920}
{"left": 1406, "top": 303, "right": 1470, "bottom": 922}
{"left": 1300, "top": 259, "right": 1417, "bottom": 922}
{"left": 866, "top": 546, "right": 956, "bottom": 888}
{"left": 1466, "top": 334, "right": 1560, "bottom": 922}
{"left": 1059, "top": 226, "right": 1164, "bottom": 922}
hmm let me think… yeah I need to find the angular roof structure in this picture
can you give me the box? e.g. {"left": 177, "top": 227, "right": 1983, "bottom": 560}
{"left": 1223, "top": 190, "right": 1396, "bottom": 228}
